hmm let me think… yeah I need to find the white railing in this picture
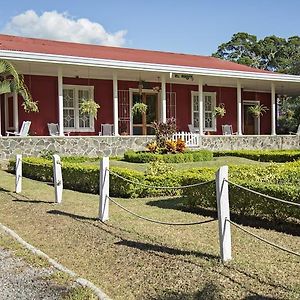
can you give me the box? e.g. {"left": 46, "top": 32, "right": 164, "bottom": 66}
{"left": 172, "top": 131, "right": 200, "bottom": 147}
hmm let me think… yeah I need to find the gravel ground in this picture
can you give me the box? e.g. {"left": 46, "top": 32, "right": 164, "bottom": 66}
{"left": 0, "top": 246, "right": 70, "bottom": 300}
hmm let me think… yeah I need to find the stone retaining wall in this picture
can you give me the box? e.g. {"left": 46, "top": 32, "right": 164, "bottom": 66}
{"left": 0, "top": 135, "right": 299, "bottom": 160}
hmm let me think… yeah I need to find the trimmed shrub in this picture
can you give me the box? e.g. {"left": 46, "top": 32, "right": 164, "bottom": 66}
{"left": 123, "top": 150, "right": 213, "bottom": 163}
{"left": 214, "top": 150, "right": 300, "bottom": 163}
{"left": 8, "top": 157, "right": 300, "bottom": 221}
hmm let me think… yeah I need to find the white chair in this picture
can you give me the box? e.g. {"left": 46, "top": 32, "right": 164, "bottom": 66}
{"left": 48, "top": 123, "right": 59, "bottom": 136}
{"left": 6, "top": 121, "right": 31, "bottom": 137}
{"left": 47, "top": 123, "right": 70, "bottom": 136}
{"left": 188, "top": 124, "right": 199, "bottom": 133}
{"left": 222, "top": 124, "right": 237, "bottom": 135}
{"left": 100, "top": 124, "right": 114, "bottom": 136}
{"left": 289, "top": 125, "right": 300, "bottom": 135}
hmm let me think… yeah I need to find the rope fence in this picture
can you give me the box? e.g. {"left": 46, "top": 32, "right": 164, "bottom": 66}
{"left": 108, "top": 196, "right": 215, "bottom": 226}
{"left": 226, "top": 179, "right": 300, "bottom": 207}
{"left": 227, "top": 218, "right": 300, "bottom": 258}
{"left": 15, "top": 155, "right": 300, "bottom": 264}
{"left": 108, "top": 169, "right": 214, "bottom": 190}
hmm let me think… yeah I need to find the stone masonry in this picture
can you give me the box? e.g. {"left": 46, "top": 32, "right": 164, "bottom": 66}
{"left": 0, "top": 135, "right": 299, "bottom": 160}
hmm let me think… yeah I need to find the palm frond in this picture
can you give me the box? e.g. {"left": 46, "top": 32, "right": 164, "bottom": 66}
{"left": 0, "top": 79, "right": 12, "bottom": 94}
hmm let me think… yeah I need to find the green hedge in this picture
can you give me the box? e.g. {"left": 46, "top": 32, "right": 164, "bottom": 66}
{"left": 8, "top": 158, "right": 300, "bottom": 221}
{"left": 214, "top": 150, "right": 300, "bottom": 163}
{"left": 123, "top": 150, "right": 213, "bottom": 163}
{"left": 182, "top": 163, "right": 300, "bottom": 221}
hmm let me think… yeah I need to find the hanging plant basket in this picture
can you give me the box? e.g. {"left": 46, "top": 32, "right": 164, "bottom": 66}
{"left": 248, "top": 104, "right": 268, "bottom": 118}
{"left": 79, "top": 99, "right": 100, "bottom": 119}
{"left": 213, "top": 103, "right": 226, "bottom": 118}
{"left": 132, "top": 102, "right": 148, "bottom": 115}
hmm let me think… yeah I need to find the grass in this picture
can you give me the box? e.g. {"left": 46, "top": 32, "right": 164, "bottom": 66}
{"left": 0, "top": 170, "right": 299, "bottom": 299}
{"left": 83, "top": 156, "right": 270, "bottom": 172}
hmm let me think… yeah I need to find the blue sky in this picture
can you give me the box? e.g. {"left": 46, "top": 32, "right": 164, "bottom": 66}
{"left": 0, "top": 0, "right": 299, "bottom": 55}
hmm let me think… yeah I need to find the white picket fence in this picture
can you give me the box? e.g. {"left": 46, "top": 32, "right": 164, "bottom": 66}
{"left": 172, "top": 132, "right": 200, "bottom": 147}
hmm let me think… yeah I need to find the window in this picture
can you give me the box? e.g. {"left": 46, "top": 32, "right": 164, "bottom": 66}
{"left": 63, "top": 85, "right": 94, "bottom": 131}
{"left": 191, "top": 91, "right": 216, "bottom": 131}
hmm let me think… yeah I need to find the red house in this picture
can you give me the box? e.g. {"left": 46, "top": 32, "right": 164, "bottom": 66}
{"left": 0, "top": 34, "right": 299, "bottom": 137}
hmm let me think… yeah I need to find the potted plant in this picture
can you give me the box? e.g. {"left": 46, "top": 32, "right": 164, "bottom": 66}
{"left": 132, "top": 102, "right": 147, "bottom": 115}
{"left": 213, "top": 103, "right": 226, "bottom": 118}
{"left": 248, "top": 104, "right": 268, "bottom": 118}
{"left": 79, "top": 99, "right": 100, "bottom": 119}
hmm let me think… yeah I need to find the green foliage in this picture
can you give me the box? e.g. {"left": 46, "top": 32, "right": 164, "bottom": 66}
{"left": 123, "top": 149, "right": 213, "bottom": 163}
{"left": 213, "top": 103, "right": 226, "bottom": 118}
{"left": 79, "top": 99, "right": 100, "bottom": 119}
{"left": 131, "top": 102, "right": 148, "bottom": 115}
{"left": 182, "top": 163, "right": 300, "bottom": 221}
{"left": 247, "top": 104, "right": 268, "bottom": 118}
{"left": 214, "top": 150, "right": 300, "bottom": 162}
{"left": 0, "top": 59, "right": 39, "bottom": 113}
{"left": 8, "top": 157, "right": 300, "bottom": 221}
{"left": 144, "top": 160, "right": 175, "bottom": 176}
{"left": 39, "top": 149, "right": 58, "bottom": 160}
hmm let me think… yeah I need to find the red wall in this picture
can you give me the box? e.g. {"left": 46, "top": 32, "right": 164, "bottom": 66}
{"left": 14, "top": 75, "right": 272, "bottom": 136}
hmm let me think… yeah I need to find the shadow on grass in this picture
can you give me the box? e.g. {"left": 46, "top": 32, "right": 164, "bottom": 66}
{"left": 46, "top": 209, "right": 219, "bottom": 261}
{"left": 12, "top": 199, "right": 54, "bottom": 204}
{"left": 151, "top": 283, "right": 280, "bottom": 300}
{"left": 115, "top": 239, "right": 218, "bottom": 260}
{"left": 0, "top": 187, "right": 11, "bottom": 193}
{"left": 47, "top": 210, "right": 98, "bottom": 221}
{"left": 147, "top": 197, "right": 300, "bottom": 236}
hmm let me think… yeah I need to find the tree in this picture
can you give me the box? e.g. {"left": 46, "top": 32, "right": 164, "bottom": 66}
{"left": 213, "top": 32, "right": 300, "bottom": 75}
{"left": 0, "top": 60, "right": 38, "bottom": 112}
{"left": 213, "top": 33, "right": 300, "bottom": 133}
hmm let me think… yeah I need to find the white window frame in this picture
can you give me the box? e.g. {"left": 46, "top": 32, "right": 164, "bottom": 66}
{"left": 63, "top": 84, "right": 95, "bottom": 132}
{"left": 191, "top": 91, "right": 216, "bottom": 131}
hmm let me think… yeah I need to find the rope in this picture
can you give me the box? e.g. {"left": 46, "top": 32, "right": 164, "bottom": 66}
{"left": 108, "top": 196, "right": 214, "bottom": 226}
{"left": 108, "top": 169, "right": 214, "bottom": 190}
{"left": 227, "top": 219, "right": 300, "bottom": 258}
{"left": 226, "top": 179, "right": 300, "bottom": 208}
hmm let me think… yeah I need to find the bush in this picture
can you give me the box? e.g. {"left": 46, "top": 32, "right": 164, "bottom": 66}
{"left": 214, "top": 150, "right": 300, "bottom": 163}
{"left": 182, "top": 163, "right": 300, "bottom": 221}
{"left": 123, "top": 150, "right": 213, "bottom": 163}
{"left": 8, "top": 157, "right": 300, "bottom": 221}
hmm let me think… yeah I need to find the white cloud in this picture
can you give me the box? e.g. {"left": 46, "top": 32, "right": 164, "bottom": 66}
{"left": 2, "top": 10, "right": 127, "bottom": 47}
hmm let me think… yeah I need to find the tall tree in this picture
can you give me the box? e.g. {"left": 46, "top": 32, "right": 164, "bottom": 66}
{"left": 213, "top": 32, "right": 300, "bottom": 75}
{"left": 213, "top": 33, "right": 300, "bottom": 133}
{"left": 0, "top": 60, "right": 38, "bottom": 112}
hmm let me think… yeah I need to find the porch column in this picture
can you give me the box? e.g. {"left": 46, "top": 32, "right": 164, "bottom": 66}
{"left": 237, "top": 80, "right": 242, "bottom": 135}
{"left": 58, "top": 67, "right": 64, "bottom": 137}
{"left": 198, "top": 78, "right": 204, "bottom": 135}
{"left": 161, "top": 75, "right": 167, "bottom": 123}
{"left": 113, "top": 73, "right": 119, "bottom": 136}
{"left": 13, "top": 91, "right": 19, "bottom": 132}
{"left": 271, "top": 82, "right": 276, "bottom": 135}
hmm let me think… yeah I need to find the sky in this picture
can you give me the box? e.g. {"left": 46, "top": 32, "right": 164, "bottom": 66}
{"left": 0, "top": 0, "right": 299, "bottom": 56}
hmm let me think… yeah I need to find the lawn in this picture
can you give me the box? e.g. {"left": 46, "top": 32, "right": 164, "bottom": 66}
{"left": 84, "top": 156, "right": 269, "bottom": 172}
{"left": 0, "top": 170, "right": 299, "bottom": 299}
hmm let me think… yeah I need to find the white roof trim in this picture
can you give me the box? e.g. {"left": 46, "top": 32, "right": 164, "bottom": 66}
{"left": 1, "top": 49, "right": 300, "bottom": 83}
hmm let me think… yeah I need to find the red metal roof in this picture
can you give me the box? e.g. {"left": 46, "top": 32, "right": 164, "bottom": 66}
{"left": 0, "top": 34, "right": 270, "bottom": 74}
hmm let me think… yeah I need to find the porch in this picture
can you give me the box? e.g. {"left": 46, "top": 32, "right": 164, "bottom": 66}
{"left": 1, "top": 34, "right": 300, "bottom": 137}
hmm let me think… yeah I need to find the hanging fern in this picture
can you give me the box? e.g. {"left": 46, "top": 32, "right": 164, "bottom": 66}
{"left": 79, "top": 99, "right": 100, "bottom": 119}
{"left": 132, "top": 102, "right": 148, "bottom": 115}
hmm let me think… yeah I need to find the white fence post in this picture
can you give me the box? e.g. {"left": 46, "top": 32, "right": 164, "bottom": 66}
{"left": 216, "top": 165, "right": 232, "bottom": 263}
{"left": 53, "top": 154, "right": 63, "bottom": 204}
{"left": 99, "top": 157, "right": 109, "bottom": 221}
{"left": 15, "top": 154, "right": 22, "bottom": 193}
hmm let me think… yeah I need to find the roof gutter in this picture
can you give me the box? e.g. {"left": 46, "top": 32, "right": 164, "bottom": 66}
{"left": 1, "top": 50, "right": 300, "bottom": 83}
